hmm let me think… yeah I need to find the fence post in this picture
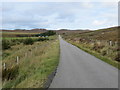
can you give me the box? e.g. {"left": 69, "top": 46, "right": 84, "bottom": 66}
{"left": 16, "top": 56, "right": 19, "bottom": 65}
{"left": 3, "top": 63, "right": 6, "bottom": 70}
{"left": 109, "top": 40, "right": 112, "bottom": 46}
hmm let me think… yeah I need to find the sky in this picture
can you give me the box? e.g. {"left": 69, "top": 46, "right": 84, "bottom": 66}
{"left": 0, "top": 1, "right": 118, "bottom": 30}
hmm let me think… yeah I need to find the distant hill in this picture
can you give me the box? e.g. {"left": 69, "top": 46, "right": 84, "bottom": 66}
{"left": 56, "top": 29, "right": 90, "bottom": 34}
{"left": 1, "top": 28, "right": 91, "bottom": 36}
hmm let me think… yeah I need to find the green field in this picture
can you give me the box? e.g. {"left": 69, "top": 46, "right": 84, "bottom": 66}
{"left": 2, "top": 31, "right": 40, "bottom": 38}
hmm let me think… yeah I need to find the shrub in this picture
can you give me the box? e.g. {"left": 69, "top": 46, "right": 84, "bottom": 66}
{"left": 2, "top": 39, "right": 11, "bottom": 50}
{"left": 37, "top": 38, "right": 49, "bottom": 41}
{"left": 2, "top": 52, "right": 10, "bottom": 59}
{"left": 23, "top": 38, "right": 34, "bottom": 45}
{"left": 11, "top": 39, "right": 19, "bottom": 45}
{"left": 92, "top": 43, "right": 105, "bottom": 51}
{"left": 36, "top": 31, "right": 56, "bottom": 37}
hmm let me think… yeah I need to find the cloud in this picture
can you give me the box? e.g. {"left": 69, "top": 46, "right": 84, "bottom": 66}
{"left": 92, "top": 20, "right": 107, "bottom": 26}
{"left": 81, "top": 2, "right": 94, "bottom": 8}
{"left": 1, "top": 2, "right": 118, "bottom": 30}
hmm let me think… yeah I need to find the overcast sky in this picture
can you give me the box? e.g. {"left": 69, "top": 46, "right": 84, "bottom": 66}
{"left": 0, "top": 2, "right": 118, "bottom": 30}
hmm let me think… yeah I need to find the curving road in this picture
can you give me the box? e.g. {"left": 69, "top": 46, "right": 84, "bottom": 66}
{"left": 50, "top": 36, "right": 118, "bottom": 88}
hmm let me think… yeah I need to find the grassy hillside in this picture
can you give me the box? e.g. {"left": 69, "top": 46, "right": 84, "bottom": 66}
{"left": 62, "top": 27, "right": 119, "bottom": 69}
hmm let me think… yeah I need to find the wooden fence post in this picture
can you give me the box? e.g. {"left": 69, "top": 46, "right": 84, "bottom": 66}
{"left": 109, "top": 40, "right": 112, "bottom": 46}
{"left": 16, "top": 56, "right": 19, "bottom": 65}
{"left": 3, "top": 63, "right": 6, "bottom": 70}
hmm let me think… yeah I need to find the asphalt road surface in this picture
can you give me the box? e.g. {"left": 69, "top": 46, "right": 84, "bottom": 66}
{"left": 50, "top": 36, "right": 118, "bottom": 88}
